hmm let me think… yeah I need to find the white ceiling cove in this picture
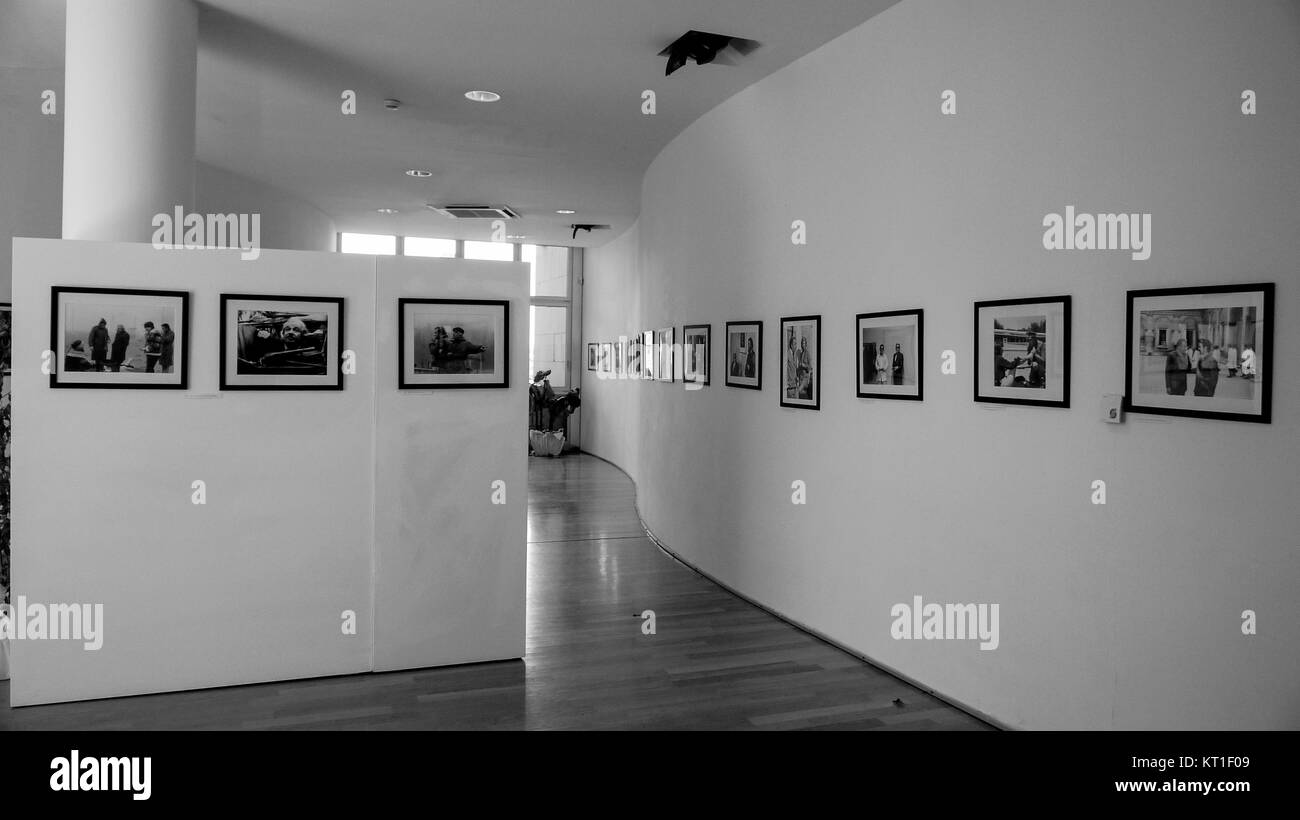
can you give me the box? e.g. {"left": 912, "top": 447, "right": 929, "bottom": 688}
{"left": 195, "top": 0, "right": 901, "bottom": 246}
{"left": 1, "top": 1, "right": 901, "bottom": 248}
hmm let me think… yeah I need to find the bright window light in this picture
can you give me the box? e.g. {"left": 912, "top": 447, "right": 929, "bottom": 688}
{"left": 404, "top": 236, "right": 456, "bottom": 258}
{"left": 464, "top": 240, "right": 515, "bottom": 262}
{"left": 340, "top": 232, "right": 396, "bottom": 255}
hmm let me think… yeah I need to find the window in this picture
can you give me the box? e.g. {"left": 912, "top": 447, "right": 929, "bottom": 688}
{"left": 529, "top": 305, "right": 569, "bottom": 388}
{"left": 339, "top": 232, "right": 397, "bottom": 255}
{"left": 524, "top": 244, "right": 569, "bottom": 298}
{"left": 404, "top": 236, "right": 456, "bottom": 258}
{"left": 463, "top": 240, "right": 515, "bottom": 262}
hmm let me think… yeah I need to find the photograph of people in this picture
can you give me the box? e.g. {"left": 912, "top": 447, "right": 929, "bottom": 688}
{"left": 991, "top": 317, "right": 1047, "bottom": 388}
{"left": 779, "top": 316, "right": 818, "bottom": 408}
{"left": 856, "top": 310, "right": 922, "bottom": 401}
{"left": 797, "top": 334, "right": 813, "bottom": 399}
{"left": 55, "top": 293, "right": 183, "bottom": 383}
{"left": 1127, "top": 287, "right": 1269, "bottom": 422}
{"left": 724, "top": 322, "right": 761, "bottom": 389}
{"left": 236, "top": 312, "right": 328, "bottom": 375}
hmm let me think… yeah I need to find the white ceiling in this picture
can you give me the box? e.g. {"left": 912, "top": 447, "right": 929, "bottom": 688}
{"left": 195, "top": 0, "right": 901, "bottom": 246}
{"left": 4, "top": 1, "right": 901, "bottom": 248}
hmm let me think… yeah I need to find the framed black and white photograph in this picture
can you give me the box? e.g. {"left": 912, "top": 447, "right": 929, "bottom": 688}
{"left": 857, "top": 309, "right": 923, "bottom": 401}
{"left": 974, "top": 296, "right": 1070, "bottom": 408}
{"left": 1125, "top": 283, "right": 1272, "bottom": 423}
{"left": 50, "top": 287, "right": 189, "bottom": 389}
{"left": 0, "top": 302, "right": 11, "bottom": 374}
{"left": 599, "top": 342, "right": 613, "bottom": 374}
{"left": 724, "top": 321, "right": 762, "bottom": 390}
{"left": 655, "top": 327, "right": 674, "bottom": 382}
{"left": 780, "top": 315, "right": 820, "bottom": 410}
{"left": 682, "top": 324, "right": 710, "bottom": 386}
{"left": 614, "top": 338, "right": 626, "bottom": 377}
{"left": 399, "top": 298, "right": 509, "bottom": 389}
{"left": 627, "top": 335, "right": 643, "bottom": 378}
{"left": 220, "top": 295, "right": 343, "bottom": 390}
{"left": 641, "top": 330, "right": 655, "bottom": 380}
{"left": 587, "top": 342, "right": 597, "bottom": 371}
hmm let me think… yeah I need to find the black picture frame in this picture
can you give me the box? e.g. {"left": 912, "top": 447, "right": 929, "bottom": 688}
{"left": 628, "top": 335, "right": 643, "bottom": 378}
{"left": 641, "top": 330, "right": 655, "bottom": 380}
{"left": 682, "top": 323, "right": 711, "bottom": 386}
{"left": 587, "top": 342, "right": 597, "bottom": 371}
{"left": 0, "top": 302, "right": 11, "bottom": 374}
{"left": 973, "top": 295, "right": 1071, "bottom": 409}
{"left": 1123, "top": 283, "right": 1273, "bottom": 424}
{"left": 655, "top": 327, "right": 674, "bottom": 383}
{"left": 856, "top": 308, "right": 924, "bottom": 401}
{"left": 398, "top": 298, "right": 510, "bottom": 389}
{"left": 779, "top": 315, "right": 821, "bottom": 411}
{"left": 49, "top": 286, "right": 190, "bottom": 390}
{"left": 724, "top": 320, "right": 763, "bottom": 391}
{"left": 219, "top": 294, "right": 345, "bottom": 391}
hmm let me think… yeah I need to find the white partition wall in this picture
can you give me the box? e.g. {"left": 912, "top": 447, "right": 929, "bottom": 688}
{"left": 9, "top": 238, "right": 526, "bottom": 706}
{"left": 372, "top": 256, "right": 527, "bottom": 672}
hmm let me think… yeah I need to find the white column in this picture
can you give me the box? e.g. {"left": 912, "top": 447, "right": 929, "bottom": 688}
{"left": 62, "top": 0, "right": 198, "bottom": 243}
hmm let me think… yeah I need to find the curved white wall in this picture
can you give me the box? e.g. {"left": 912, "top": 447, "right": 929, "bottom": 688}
{"left": 583, "top": 0, "right": 1300, "bottom": 729}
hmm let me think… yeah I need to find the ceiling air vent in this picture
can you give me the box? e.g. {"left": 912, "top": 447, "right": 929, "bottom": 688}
{"left": 659, "top": 30, "right": 760, "bottom": 76}
{"left": 429, "top": 204, "right": 521, "bottom": 219}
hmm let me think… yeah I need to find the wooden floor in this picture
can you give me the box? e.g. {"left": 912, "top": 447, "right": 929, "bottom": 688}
{"left": 0, "top": 454, "right": 991, "bottom": 730}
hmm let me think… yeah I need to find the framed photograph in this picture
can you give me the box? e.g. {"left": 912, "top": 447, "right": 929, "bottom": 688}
{"left": 0, "top": 303, "right": 11, "bottom": 374}
{"left": 614, "top": 338, "right": 626, "bottom": 377}
{"left": 655, "top": 327, "right": 674, "bottom": 382}
{"left": 779, "top": 315, "right": 821, "bottom": 410}
{"left": 628, "top": 335, "right": 643, "bottom": 378}
{"left": 599, "top": 342, "right": 613, "bottom": 374}
{"left": 724, "top": 321, "right": 762, "bottom": 390}
{"left": 398, "top": 298, "right": 509, "bottom": 389}
{"left": 974, "top": 296, "right": 1071, "bottom": 408}
{"left": 857, "top": 309, "right": 923, "bottom": 401}
{"left": 220, "top": 295, "right": 343, "bottom": 390}
{"left": 641, "top": 331, "right": 655, "bottom": 380}
{"left": 682, "top": 324, "right": 711, "bottom": 386}
{"left": 1125, "top": 283, "right": 1272, "bottom": 423}
{"left": 50, "top": 287, "right": 188, "bottom": 389}
{"left": 587, "top": 342, "right": 597, "bottom": 371}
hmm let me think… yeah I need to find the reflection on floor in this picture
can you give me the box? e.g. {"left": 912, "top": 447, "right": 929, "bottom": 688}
{"left": 0, "top": 454, "right": 991, "bottom": 730}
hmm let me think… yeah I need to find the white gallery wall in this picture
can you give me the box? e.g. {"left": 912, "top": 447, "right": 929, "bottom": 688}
{"left": 582, "top": 0, "right": 1300, "bottom": 729}
{"left": 372, "top": 255, "right": 527, "bottom": 672}
{"left": 10, "top": 238, "right": 526, "bottom": 706}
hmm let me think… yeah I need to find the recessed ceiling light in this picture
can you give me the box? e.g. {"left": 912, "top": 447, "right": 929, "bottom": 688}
{"left": 405, "top": 169, "right": 433, "bottom": 178}
{"left": 555, "top": 209, "right": 575, "bottom": 214}
{"left": 464, "top": 90, "right": 501, "bottom": 103}
{"left": 377, "top": 208, "right": 399, "bottom": 214}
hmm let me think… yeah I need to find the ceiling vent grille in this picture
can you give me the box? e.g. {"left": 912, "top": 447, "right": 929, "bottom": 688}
{"left": 429, "top": 204, "right": 521, "bottom": 219}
